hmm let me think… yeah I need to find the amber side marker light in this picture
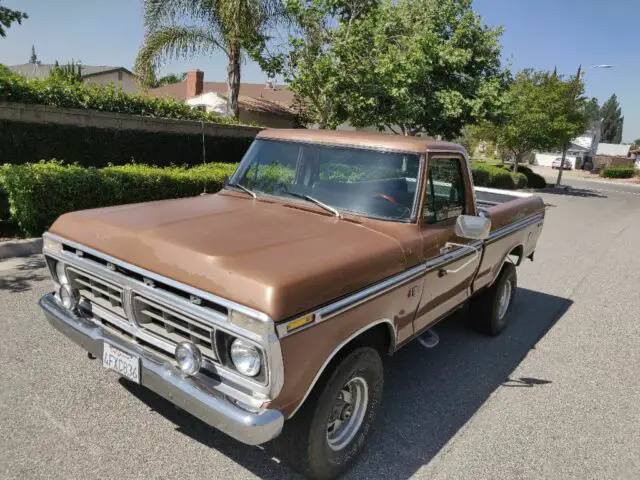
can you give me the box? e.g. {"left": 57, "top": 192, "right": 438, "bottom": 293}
{"left": 286, "top": 314, "right": 315, "bottom": 333}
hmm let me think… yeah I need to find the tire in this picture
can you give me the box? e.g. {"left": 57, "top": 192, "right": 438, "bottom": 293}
{"left": 470, "top": 263, "right": 517, "bottom": 336}
{"left": 273, "top": 347, "right": 384, "bottom": 479}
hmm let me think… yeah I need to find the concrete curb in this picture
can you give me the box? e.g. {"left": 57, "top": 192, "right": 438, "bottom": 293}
{"left": 0, "top": 238, "right": 42, "bottom": 260}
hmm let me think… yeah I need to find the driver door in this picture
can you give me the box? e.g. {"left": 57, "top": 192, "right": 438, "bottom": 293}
{"left": 413, "top": 155, "right": 481, "bottom": 333}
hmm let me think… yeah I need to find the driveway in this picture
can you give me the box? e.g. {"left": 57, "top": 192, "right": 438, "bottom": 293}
{"left": 1, "top": 185, "right": 639, "bottom": 479}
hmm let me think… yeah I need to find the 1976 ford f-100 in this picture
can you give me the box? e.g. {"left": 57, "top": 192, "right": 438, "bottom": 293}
{"left": 40, "top": 129, "right": 544, "bottom": 479}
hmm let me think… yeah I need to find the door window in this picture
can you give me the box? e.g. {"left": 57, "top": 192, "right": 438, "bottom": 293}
{"left": 424, "top": 158, "right": 466, "bottom": 224}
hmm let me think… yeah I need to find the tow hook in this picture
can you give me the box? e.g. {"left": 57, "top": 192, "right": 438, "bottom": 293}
{"left": 88, "top": 352, "right": 97, "bottom": 360}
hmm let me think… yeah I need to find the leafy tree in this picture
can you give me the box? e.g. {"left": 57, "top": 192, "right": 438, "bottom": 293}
{"left": 50, "top": 60, "right": 83, "bottom": 83}
{"left": 546, "top": 66, "right": 590, "bottom": 185}
{"left": 583, "top": 97, "right": 600, "bottom": 123}
{"left": 482, "top": 68, "right": 589, "bottom": 176}
{"left": 274, "top": 0, "right": 506, "bottom": 133}
{"left": 632, "top": 138, "right": 640, "bottom": 148}
{"left": 338, "top": 0, "right": 507, "bottom": 137}
{"left": 29, "top": 45, "right": 37, "bottom": 64}
{"left": 0, "top": 2, "right": 27, "bottom": 37}
{"left": 135, "top": 0, "right": 283, "bottom": 119}
{"left": 599, "top": 93, "right": 623, "bottom": 143}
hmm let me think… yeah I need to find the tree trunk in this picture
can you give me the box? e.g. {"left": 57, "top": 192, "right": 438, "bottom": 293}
{"left": 555, "top": 144, "right": 568, "bottom": 186}
{"left": 226, "top": 42, "right": 241, "bottom": 120}
{"left": 513, "top": 152, "right": 520, "bottom": 173}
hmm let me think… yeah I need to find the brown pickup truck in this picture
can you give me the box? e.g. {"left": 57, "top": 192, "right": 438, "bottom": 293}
{"left": 40, "top": 129, "right": 544, "bottom": 479}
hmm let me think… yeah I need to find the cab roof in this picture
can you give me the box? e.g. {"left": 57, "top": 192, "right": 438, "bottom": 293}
{"left": 257, "top": 129, "right": 467, "bottom": 156}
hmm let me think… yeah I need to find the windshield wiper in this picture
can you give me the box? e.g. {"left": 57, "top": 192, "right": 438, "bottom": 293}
{"left": 281, "top": 191, "right": 340, "bottom": 217}
{"left": 225, "top": 182, "right": 257, "bottom": 198}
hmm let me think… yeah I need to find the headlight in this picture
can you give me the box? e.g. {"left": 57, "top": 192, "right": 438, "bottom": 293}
{"left": 230, "top": 338, "right": 261, "bottom": 377}
{"left": 175, "top": 342, "right": 202, "bottom": 376}
{"left": 55, "top": 261, "right": 68, "bottom": 285}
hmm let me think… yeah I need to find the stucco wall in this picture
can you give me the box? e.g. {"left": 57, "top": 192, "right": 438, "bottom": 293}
{"left": 83, "top": 71, "right": 139, "bottom": 93}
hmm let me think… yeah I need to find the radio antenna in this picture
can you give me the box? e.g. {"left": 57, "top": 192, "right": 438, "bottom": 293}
{"left": 200, "top": 117, "right": 208, "bottom": 195}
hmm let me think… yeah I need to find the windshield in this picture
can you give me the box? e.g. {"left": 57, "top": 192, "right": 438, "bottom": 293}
{"left": 230, "top": 139, "right": 421, "bottom": 221}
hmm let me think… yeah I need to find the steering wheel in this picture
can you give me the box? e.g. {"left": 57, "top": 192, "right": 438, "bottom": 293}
{"left": 370, "top": 192, "right": 411, "bottom": 218}
{"left": 372, "top": 192, "right": 398, "bottom": 204}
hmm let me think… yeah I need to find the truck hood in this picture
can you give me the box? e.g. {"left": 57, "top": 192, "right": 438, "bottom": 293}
{"left": 49, "top": 193, "right": 408, "bottom": 320}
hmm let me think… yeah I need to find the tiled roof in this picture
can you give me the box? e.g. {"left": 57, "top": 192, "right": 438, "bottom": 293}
{"left": 148, "top": 81, "right": 295, "bottom": 113}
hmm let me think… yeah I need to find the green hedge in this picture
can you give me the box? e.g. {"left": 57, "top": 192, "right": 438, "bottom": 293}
{"left": 0, "top": 161, "right": 238, "bottom": 236}
{"left": 471, "top": 163, "right": 516, "bottom": 189}
{"left": 0, "top": 68, "right": 239, "bottom": 125}
{"left": 0, "top": 120, "right": 254, "bottom": 167}
{"left": 499, "top": 164, "right": 547, "bottom": 189}
{"left": 601, "top": 167, "right": 635, "bottom": 179}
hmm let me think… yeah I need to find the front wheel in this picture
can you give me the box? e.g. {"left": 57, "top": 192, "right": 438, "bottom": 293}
{"left": 273, "top": 347, "right": 384, "bottom": 479}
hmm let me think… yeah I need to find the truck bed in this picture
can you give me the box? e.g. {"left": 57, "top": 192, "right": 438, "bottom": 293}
{"left": 475, "top": 186, "right": 538, "bottom": 215}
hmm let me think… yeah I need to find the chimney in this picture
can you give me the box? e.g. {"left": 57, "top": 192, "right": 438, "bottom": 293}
{"left": 186, "top": 70, "right": 204, "bottom": 98}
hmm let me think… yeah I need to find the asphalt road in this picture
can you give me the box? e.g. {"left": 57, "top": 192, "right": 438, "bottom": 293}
{"left": 1, "top": 183, "right": 639, "bottom": 480}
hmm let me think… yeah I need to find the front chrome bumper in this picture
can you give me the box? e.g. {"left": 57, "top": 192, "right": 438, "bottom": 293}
{"left": 39, "top": 292, "right": 284, "bottom": 446}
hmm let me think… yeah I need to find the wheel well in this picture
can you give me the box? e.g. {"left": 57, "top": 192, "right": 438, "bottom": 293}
{"left": 287, "top": 322, "right": 393, "bottom": 418}
{"left": 507, "top": 245, "right": 524, "bottom": 266}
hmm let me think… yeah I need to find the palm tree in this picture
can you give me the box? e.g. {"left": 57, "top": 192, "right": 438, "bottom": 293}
{"left": 135, "top": 0, "right": 282, "bottom": 119}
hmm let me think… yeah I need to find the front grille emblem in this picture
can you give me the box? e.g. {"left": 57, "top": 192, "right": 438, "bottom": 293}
{"left": 143, "top": 277, "right": 155, "bottom": 288}
{"left": 190, "top": 295, "right": 202, "bottom": 305}
{"left": 107, "top": 262, "right": 116, "bottom": 271}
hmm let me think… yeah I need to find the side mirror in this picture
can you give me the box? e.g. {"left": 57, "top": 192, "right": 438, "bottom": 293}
{"left": 455, "top": 215, "right": 491, "bottom": 240}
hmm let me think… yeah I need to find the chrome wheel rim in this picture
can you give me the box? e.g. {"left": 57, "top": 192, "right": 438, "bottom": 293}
{"left": 497, "top": 279, "right": 512, "bottom": 321}
{"left": 326, "top": 377, "right": 369, "bottom": 451}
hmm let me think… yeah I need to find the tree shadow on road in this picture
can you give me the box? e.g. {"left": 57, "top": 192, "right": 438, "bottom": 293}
{"left": 0, "top": 255, "right": 47, "bottom": 293}
{"left": 538, "top": 186, "right": 607, "bottom": 198}
{"left": 121, "top": 287, "right": 572, "bottom": 480}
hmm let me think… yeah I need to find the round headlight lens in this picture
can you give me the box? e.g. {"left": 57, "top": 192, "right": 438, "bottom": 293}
{"left": 59, "top": 284, "right": 79, "bottom": 310}
{"left": 55, "top": 261, "right": 68, "bottom": 285}
{"left": 230, "top": 338, "right": 261, "bottom": 377}
{"left": 175, "top": 342, "right": 202, "bottom": 376}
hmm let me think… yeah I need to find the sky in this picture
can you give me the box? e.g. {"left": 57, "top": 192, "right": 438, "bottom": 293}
{"left": 1, "top": 0, "right": 638, "bottom": 142}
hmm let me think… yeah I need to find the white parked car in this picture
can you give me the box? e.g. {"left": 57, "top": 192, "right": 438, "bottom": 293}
{"left": 552, "top": 158, "right": 572, "bottom": 170}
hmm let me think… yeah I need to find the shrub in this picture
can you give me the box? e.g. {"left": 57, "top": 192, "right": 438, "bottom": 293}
{"left": 0, "top": 161, "right": 238, "bottom": 236}
{"left": 500, "top": 163, "right": 546, "bottom": 188}
{"left": 511, "top": 172, "right": 528, "bottom": 189}
{"left": 601, "top": 167, "right": 635, "bottom": 179}
{"left": 471, "top": 163, "right": 516, "bottom": 189}
{"left": 0, "top": 120, "right": 254, "bottom": 167}
{"left": 0, "top": 70, "right": 239, "bottom": 125}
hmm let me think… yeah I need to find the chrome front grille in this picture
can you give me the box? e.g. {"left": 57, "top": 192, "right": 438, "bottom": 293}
{"left": 132, "top": 295, "right": 217, "bottom": 360}
{"left": 67, "top": 266, "right": 126, "bottom": 320}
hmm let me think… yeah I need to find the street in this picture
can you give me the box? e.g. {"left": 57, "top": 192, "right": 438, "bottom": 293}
{"left": 1, "top": 180, "right": 639, "bottom": 479}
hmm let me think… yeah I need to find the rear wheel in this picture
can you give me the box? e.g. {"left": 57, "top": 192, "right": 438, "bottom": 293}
{"left": 273, "top": 347, "right": 384, "bottom": 479}
{"left": 470, "top": 263, "right": 517, "bottom": 336}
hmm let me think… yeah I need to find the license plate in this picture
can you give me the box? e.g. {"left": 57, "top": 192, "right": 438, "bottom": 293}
{"left": 103, "top": 343, "right": 140, "bottom": 384}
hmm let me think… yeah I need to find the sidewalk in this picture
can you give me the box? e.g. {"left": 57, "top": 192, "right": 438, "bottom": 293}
{"left": 530, "top": 165, "right": 640, "bottom": 188}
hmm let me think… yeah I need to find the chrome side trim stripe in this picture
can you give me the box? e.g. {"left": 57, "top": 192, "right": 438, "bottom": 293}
{"left": 277, "top": 213, "right": 543, "bottom": 338}
{"left": 486, "top": 213, "right": 544, "bottom": 244}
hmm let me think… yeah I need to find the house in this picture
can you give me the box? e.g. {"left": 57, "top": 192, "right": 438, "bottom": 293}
{"left": 534, "top": 121, "right": 602, "bottom": 169}
{"left": 8, "top": 63, "right": 139, "bottom": 93}
{"left": 594, "top": 143, "right": 634, "bottom": 169}
{"left": 147, "top": 70, "right": 298, "bottom": 128}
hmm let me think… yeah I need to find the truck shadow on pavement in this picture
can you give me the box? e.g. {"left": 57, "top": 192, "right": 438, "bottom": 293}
{"left": 121, "top": 287, "right": 571, "bottom": 480}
